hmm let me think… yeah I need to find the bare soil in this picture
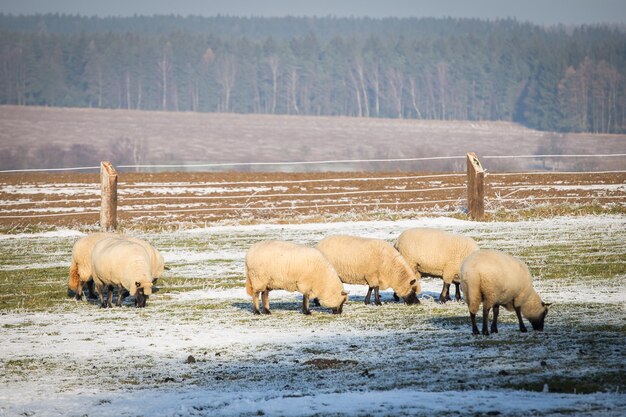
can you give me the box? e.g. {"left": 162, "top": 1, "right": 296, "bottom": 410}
{"left": 1, "top": 171, "right": 624, "bottom": 230}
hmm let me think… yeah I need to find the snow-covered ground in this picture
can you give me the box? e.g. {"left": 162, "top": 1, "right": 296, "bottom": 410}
{"left": 1, "top": 215, "right": 625, "bottom": 416}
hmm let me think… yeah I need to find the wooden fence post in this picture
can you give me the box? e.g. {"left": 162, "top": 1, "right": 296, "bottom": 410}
{"left": 100, "top": 161, "right": 118, "bottom": 231}
{"left": 466, "top": 152, "right": 485, "bottom": 221}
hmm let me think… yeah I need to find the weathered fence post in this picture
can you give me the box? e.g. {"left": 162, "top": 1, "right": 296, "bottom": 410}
{"left": 100, "top": 161, "right": 118, "bottom": 231}
{"left": 466, "top": 152, "right": 485, "bottom": 221}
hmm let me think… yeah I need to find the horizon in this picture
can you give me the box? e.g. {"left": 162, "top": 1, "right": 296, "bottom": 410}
{"left": 0, "top": 0, "right": 625, "bottom": 26}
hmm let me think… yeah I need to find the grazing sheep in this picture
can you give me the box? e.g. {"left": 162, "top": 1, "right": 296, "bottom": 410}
{"left": 68, "top": 232, "right": 118, "bottom": 300}
{"left": 91, "top": 237, "right": 154, "bottom": 308}
{"left": 315, "top": 235, "right": 420, "bottom": 306}
{"left": 245, "top": 240, "right": 348, "bottom": 315}
{"left": 68, "top": 233, "right": 165, "bottom": 302}
{"left": 395, "top": 228, "right": 479, "bottom": 303}
{"left": 124, "top": 236, "right": 166, "bottom": 283}
{"left": 460, "top": 249, "right": 550, "bottom": 335}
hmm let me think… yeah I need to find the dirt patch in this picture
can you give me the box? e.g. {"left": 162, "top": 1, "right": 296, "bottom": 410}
{"left": 304, "top": 358, "right": 359, "bottom": 370}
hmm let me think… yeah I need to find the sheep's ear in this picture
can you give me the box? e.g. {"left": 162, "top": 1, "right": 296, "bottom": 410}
{"left": 410, "top": 279, "right": 416, "bottom": 285}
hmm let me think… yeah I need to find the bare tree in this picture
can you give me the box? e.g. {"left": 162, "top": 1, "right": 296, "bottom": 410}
{"left": 354, "top": 59, "right": 369, "bottom": 117}
{"left": 386, "top": 68, "right": 404, "bottom": 118}
{"left": 289, "top": 66, "right": 299, "bottom": 114}
{"left": 158, "top": 42, "right": 174, "bottom": 110}
{"left": 267, "top": 54, "right": 280, "bottom": 114}
{"left": 216, "top": 52, "right": 237, "bottom": 112}
{"left": 436, "top": 62, "right": 449, "bottom": 120}
{"left": 408, "top": 77, "right": 422, "bottom": 119}
{"left": 111, "top": 137, "right": 145, "bottom": 171}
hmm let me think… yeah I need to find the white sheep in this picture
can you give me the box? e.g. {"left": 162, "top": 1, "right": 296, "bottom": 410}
{"left": 460, "top": 249, "right": 550, "bottom": 335}
{"left": 245, "top": 240, "right": 348, "bottom": 315}
{"left": 315, "top": 235, "right": 420, "bottom": 306}
{"left": 68, "top": 233, "right": 165, "bottom": 301}
{"left": 395, "top": 227, "right": 479, "bottom": 303}
{"left": 91, "top": 237, "right": 154, "bottom": 308}
{"left": 124, "top": 236, "right": 166, "bottom": 283}
{"left": 68, "top": 232, "right": 118, "bottom": 300}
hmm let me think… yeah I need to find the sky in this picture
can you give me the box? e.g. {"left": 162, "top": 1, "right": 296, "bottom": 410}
{"left": 0, "top": 0, "right": 625, "bottom": 26}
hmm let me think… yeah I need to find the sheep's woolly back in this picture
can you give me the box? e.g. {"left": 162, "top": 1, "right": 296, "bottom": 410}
{"left": 91, "top": 237, "right": 153, "bottom": 296}
{"left": 396, "top": 228, "right": 478, "bottom": 283}
{"left": 460, "top": 249, "right": 545, "bottom": 319}
{"left": 245, "top": 240, "right": 346, "bottom": 309}
{"left": 68, "top": 232, "right": 119, "bottom": 290}
{"left": 316, "top": 235, "right": 418, "bottom": 297}
{"left": 124, "top": 237, "right": 165, "bottom": 278}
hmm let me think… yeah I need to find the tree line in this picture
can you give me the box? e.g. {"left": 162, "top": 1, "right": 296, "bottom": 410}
{"left": 1, "top": 14, "right": 625, "bottom": 133}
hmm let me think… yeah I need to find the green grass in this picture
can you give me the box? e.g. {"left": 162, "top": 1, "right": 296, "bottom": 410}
{"left": 0, "top": 267, "right": 68, "bottom": 310}
{"left": 483, "top": 204, "right": 626, "bottom": 222}
{"left": 505, "top": 372, "right": 626, "bottom": 394}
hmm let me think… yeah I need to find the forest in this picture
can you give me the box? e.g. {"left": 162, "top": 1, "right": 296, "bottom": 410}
{"left": 0, "top": 14, "right": 625, "bottom": 133}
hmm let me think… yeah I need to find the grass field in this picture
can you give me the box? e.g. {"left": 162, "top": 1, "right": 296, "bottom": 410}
{"left": 1, "top": 215, "right": 625, "bottom": 416}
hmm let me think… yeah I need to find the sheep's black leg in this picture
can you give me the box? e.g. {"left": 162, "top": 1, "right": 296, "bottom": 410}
{"left": 393, "top": 292, "right": 400, "bottom": 302}
{"left": 135, "top": 289, "right": 147, "bottom": 308}
{"left": 261, "top": 289, "right": 271, "bottom": 314}
{"left": 302, "top": 294, "right": 311, "bottom": 315}
{"left": 445, "top": 284, "right": 452, "bottom": 301}
{"left": 374, "top": 287, "right": 382, "bottom": 306}
{"left": 470, "top": 312, "right": 480, "bottom": 335}
{"left": 364, "top": 287, "right": 373, "bottom": 305}
{"left": 482, "top": 305, "right": 490, "bottom": 336}
{"left": 438, "top": 283, "right": 450, "bottom": 303}
{"left": 252, "top": 291, "right": 261, "bottom": 315}
{"left": 87, "top": 279, "right": 97, "bottom": 299}
{"left": 313, "top": 298, "right": 320, "bottom": 307}
{"left": 106, "top": 285, "right": 113, "bottom": 308}
{"left": 96, "top": 283, "right": 106, "bottom": 308}
{"left": 491, "top": 304, "right": 499, "bottom": 334}
{"left": 454, "top": 282, "right": 462, "bottom": 301}
{"left": 75, "top": 281, "right": 83, "bottom": 301}
{"left": 116, "top": 285, "right": 124, "bottom": 307}
{"left": 515, "top": 306, "right": 528, "bottom": 332}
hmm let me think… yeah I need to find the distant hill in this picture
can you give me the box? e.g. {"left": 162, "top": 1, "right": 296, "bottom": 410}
{"left": 1, "top": 106, "right": 624, "bottom": 172}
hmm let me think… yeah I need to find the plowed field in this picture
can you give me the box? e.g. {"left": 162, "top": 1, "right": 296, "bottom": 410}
{"left": 1, "top": 171, "right": 624, "bottom": 229}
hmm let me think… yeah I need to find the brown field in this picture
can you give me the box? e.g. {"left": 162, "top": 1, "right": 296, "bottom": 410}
{"left": 1, "top": 170, "right": 624, "bottom": 231}
{"left": 1, "top": 105, "right": 626, "bottom": 172}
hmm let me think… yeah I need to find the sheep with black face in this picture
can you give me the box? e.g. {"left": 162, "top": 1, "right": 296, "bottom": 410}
{"left": 460, "top": 249, "right": 551, "bottom": 335}
{"left": 245, "top": 240, "right": 348, "bottom": 315}
{"left": 316, "top": 235, "right": 420, "bottom": 306}
{"left": 91, "top": 237, "right": 154, "bottom": 308}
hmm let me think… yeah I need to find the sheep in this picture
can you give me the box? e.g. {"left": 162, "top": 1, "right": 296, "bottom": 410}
{"left": 91, "top": 237, "right": 154, "bottom": 308}
{"left": 315, "top": 235, "right": 420, "bottom": 306}
{"left": 245, "top": 240, "right": 348, "bottom": 315}
{"left": 395, "top": 228, "right": 479, "bottom": 303}
{"left": 460, "top": 249, "right": 551, "bottom": 335}
{"left": 68, "top": 233, "right": 165, "bottom": 301}
{"left": 68, "top": 232, "right": 118, "bottom": 300}
{"left": 124, "top": 236, "right": 166, "bottom": 284}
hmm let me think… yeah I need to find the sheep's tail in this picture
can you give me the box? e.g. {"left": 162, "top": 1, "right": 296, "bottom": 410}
{"left": 245, "top": 268, "right": 254, "bottom": 296}
{"left": 68, "top": 258, "right": 80, "bottom": 291}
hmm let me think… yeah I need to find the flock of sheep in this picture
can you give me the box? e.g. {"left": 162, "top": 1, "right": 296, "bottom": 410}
{"left": 69, "top": 228, "right": 550, "bottom": 336}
